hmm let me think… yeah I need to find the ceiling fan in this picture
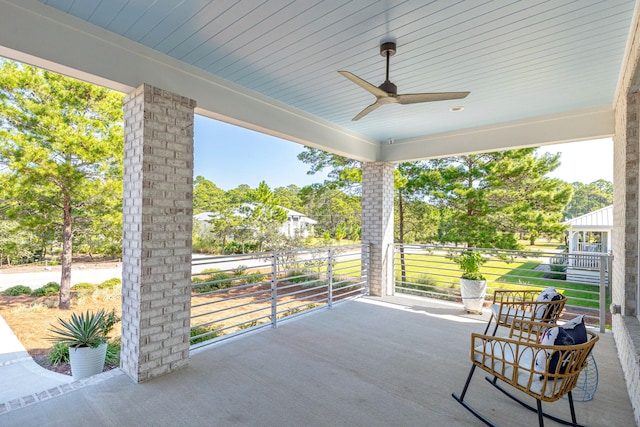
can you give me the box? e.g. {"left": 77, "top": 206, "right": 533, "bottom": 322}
{"left": 338, "top": 42, "right": 470, "bottom": 121}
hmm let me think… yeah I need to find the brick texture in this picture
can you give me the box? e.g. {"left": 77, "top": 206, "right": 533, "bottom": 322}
{"left": 121, "top": 84, "right": 195, "bottom": 383}
{"left": 361, "top": 162, "right": 394, "bottom": 296}
{"left": 613, "top": 11, "right": 640, "bottom": 424}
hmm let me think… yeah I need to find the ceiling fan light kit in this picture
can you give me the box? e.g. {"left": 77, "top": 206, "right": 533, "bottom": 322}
{"left": 338, "top": 42, "right": 470, "bottom": 121}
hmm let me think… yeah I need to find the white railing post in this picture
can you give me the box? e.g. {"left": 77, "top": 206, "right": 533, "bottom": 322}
{"left": 328, "top": 247, "right": 333, "bottom": 308}
{"left": 271, "top": 251, "right": 278, "bottom": 328}
{"left": 599, "top": 255, "right": 606, "bottom": 333}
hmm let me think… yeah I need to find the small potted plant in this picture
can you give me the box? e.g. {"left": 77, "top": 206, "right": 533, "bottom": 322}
{"left": 455, "top": 251, "right": 487, "bottom": 314}
{"left": 49, "top": 309, "right": 119, "bottom": 379}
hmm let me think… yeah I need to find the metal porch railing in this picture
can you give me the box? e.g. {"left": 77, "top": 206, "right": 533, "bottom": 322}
{"left": 393, "top": 244, "right": 612, "bottom": 332}
{"left": 189, "top": 244, "right": 369, "bottom": 349}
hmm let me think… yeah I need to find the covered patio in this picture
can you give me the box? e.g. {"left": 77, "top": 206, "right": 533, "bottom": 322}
{"left": 1, "top": 296, "right": 635, "bottom": 426}
{"left": 1, "top": 1, "right": 640, "bottom": 425}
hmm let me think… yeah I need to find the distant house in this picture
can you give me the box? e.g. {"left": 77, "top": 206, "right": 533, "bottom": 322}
{"left": 563, "top": 205, "right": 612, "bottom": 254}
{"left": 562, "top": 205, "right": 612, "bottom": 283}
{"left": 194, "top": 204, "right": 317, "bottom": 239}
{"left": 277, "top": 206, "right": 317, "bottom": 238}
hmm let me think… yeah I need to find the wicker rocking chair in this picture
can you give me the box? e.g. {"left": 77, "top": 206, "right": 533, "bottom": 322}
{"left": 452, "top": 319, "right": 598, "bottom": 427}
{"left": 483, "top": 289, "right": 567, "bottom": 336}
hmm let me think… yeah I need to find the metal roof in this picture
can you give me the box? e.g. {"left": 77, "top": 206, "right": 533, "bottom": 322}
{"left": 564, "top": 205, "right": 613, "bottom": 229}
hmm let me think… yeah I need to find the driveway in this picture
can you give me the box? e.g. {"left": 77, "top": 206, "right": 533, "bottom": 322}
{"left": 0, "top": 253, "right": 275, "bottom": 292}
{"left": 0, "top": 264, "right": 122, "bottom": 292}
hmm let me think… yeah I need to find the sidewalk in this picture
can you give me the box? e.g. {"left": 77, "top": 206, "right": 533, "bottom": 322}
{"left": 0, "top": 315, "right": 124, "bottom": 414}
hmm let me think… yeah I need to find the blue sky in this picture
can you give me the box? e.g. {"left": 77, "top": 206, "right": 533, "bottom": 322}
{"left": 193, "top": 115, "right": 613, "bottom": 190}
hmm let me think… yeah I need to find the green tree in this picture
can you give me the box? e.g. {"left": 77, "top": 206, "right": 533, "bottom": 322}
{"left": 249, "top": 181, "right": 288, "bottom": 251}
{"left": 193, "top": 176, "right": 241, "bottom": 253}
{"left": 297, "top": 147, "right": 361, "bottom": 194}
{"left": 0, "top": 218, "right": 39, "bottom": 267}
{"left": 299, "top": 184, "right": 361, "bottom": 239}
{"left": 227, "top": 184, "right": 255, "bottom": 204}
{"left": 564, "top": 179, "right": 613, "bottom": 219}
{"left": 193, "top": 175, "right": 227, "bottom": 214}
{"left": 0, "top": 60, "right": 123, "bottom": 308}
{"left": 274, "top": 184, "right": 304, "bottom": 212}
{"left": 421, "top": 149, "right": 571, "bottom": 248}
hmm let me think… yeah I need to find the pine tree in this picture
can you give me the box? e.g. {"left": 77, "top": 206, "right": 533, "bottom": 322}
{"left": 0, "top": 60, "right": 123, "bottom": 309}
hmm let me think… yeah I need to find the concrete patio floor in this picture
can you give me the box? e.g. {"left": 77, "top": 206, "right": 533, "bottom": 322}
{"left": 0, "top": 295, "right": 634, "bottom": 426}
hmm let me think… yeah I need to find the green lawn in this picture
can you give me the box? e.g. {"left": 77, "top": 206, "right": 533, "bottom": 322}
{"left": 395, "top": 251, "right": 604, "bottom": 309}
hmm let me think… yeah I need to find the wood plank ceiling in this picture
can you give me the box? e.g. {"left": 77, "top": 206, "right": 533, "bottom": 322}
{"left": 24, "top": 1, "right": 639, "bottom": 152}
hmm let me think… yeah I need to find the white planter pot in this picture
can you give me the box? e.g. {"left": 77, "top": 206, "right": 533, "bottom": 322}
{"left": 460, "top": 278, "right": 487, "bottom": 314}
{"left": 69, "top": 343, "right": 107, "bottom": 380}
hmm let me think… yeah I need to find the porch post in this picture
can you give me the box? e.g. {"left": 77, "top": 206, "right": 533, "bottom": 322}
{"left": 361, "top": 162, "right": 394, "bottom": 297}
{"left": 612, "top": 10, "right": 640, "bottom": 423}
{"left": 121, "top": 84, "right": 195, "bottom": 383}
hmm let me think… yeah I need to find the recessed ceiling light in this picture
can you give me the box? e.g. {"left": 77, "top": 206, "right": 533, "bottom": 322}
{"left": 450, "top": 106, "right": 464, "bottom": 112}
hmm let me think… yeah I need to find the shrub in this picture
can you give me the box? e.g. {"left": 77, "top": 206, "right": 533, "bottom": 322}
{"left": 48, "top": 309, "right": 120, "bottom": 348}
{"left": 31, "top": 282, "right": 60, "bottom": 297}
{"left": 2, "top": 285, "right": 33, "bottom": 296}
{"left": 98, "top": 278, "right": 121, "bottom": 289}
{"left": 548, "top": 255, "right": 567, "bottom": 280}
{"left": 190, "top": 326, "right": 219, "bottom": 344}
{"left": 71, "top": 282, "right": 95, "bottom": 291}
{"left": 245, "top": 273, "right": 266, "bottom": 284}
{"left": 105, "top": 340, "right": 120, "bottom": 366}
{"left": 237, "top": 320, "right": 261, "bottom": 330}
{"left": 233, "top": 265, "right": 247, "bottom": 276}
{"left": 455, "top": 251, "right": 486, "bottom": 281}
{"left": 284, "top": 269, "right": 319, "bottom": 285}
{"left": 47, "top": 342, "right": 69, "bottom": 365}
{"left": 549, "top": 263, "right": 567, "bottom": 280}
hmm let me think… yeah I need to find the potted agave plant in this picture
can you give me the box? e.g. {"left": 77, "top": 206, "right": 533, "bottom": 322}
{"left": 49, "top": 309, "right": 119, "bottom": 379}
{"left": 455, "top": 251, "right": 487, "bottom": 314}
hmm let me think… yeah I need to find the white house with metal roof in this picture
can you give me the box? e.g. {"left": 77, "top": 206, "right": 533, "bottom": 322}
{"left": 194, "top": 204, "right": 317, "bottom": 239}
{"left": 564, "top": 205, "right": 613, "bottom": 254}
{"left": 563, "top": 205, "right": 612, "bottom": 283}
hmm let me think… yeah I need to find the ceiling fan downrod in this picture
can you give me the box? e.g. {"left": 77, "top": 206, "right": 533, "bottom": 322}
{"left": 379, "top": 42, "right": 397, "bottom": 95}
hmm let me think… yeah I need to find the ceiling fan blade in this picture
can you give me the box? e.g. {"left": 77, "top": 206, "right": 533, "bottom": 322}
{"left": 352, "top": 101, "right": 382, "bottom": 121}
{"left": 397, "top": 91, "right": 470, "bottom": 104}
{"left": 338, "top": 71, "right": 388, "bottom": 98}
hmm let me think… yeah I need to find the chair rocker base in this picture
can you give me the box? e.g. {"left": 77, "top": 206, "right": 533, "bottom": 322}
{"left": 451, "top": 392, "right": 497, "bottom": 427}
{"left": 485, "top": 377, "right": 583, "bottom": 427}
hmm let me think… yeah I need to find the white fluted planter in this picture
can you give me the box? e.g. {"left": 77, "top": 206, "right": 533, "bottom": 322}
{"left": 460, "top": 279, "right": 487, "bottom": 314}
{"left": 69, "top": 343, "right": 107, "bottom": 379}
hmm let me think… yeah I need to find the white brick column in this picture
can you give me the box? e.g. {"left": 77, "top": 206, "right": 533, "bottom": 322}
{"left": 361, "top": 162, "right": 394, "bottom": 296}
{"left": 612, "top": 12, "right": 640, "bottom": 424}
{"left": 121, "top": 84, "right": 195, "bottom": 383}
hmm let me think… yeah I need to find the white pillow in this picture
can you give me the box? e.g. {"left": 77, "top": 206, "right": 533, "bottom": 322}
{"left": 535, "top": 287, "right": 561, "bottom": 320}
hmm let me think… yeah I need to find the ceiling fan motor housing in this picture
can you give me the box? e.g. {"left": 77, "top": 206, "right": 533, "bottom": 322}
{"left": 380, "top": 42, "right": 396, "bottom": 57}
{"left": 378, "top": 80, "right": 397, "bottom": 95}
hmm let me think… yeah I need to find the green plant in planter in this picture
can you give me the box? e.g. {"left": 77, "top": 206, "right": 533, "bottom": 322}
{"left": 48, "top": 309, "right": 119, "bottom": 348}
{"left": 455, "top": 251, "right": 486, "bottom": 281}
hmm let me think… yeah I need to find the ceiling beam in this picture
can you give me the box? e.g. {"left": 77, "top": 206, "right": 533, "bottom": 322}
{"left": 381, "top": 106, "right": 614, "bottom": 162}
{"left": 0, "top": 0, "right": 379, "bottom": 162}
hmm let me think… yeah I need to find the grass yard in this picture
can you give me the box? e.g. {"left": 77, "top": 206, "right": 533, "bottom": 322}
{"left": 395, "top": 250, "right": 606, "bottom": 310}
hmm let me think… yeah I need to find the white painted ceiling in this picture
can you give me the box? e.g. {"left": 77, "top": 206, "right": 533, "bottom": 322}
{"left": 0, "top": 0, "right": 637, "bottom": 162}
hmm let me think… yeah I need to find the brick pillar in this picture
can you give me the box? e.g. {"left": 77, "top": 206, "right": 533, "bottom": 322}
{"left": 361, "top": 162, "right": 394, "bottom": 296}
{"left": 121, "top": 84, "right": 195, "bottom": 383}
{"left": 623, "top": 91, "right": 639, "bottom": 317}
{"left": 612, "top": 18, "right": 640, "bottom": 421}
